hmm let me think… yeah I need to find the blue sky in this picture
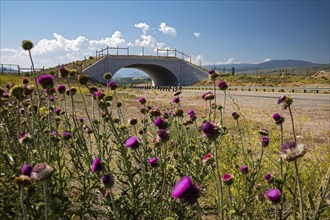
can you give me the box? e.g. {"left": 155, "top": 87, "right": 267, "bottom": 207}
{"left": 1, "top": 0, "right": 329, "bottom": 68}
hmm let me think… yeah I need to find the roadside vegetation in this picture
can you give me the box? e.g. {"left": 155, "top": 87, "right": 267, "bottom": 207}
{"left": 0, "top": 41, "right": 329, "bottom": 219}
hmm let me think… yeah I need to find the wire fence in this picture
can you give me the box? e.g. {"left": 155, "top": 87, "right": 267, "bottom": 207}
{"left": 0, "top": 64, "right": 45, "bottom": 75}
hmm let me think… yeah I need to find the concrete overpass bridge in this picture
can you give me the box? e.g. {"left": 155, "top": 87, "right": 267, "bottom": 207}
{"left": 82, "top": 48, "right": 209, "bottom": 86}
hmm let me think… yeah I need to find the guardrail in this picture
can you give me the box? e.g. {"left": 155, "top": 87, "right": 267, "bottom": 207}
{"left": 130, "top": 85, "right": 330, "bottom": 94}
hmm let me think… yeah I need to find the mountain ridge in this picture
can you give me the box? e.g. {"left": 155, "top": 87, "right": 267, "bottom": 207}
{"left": 202, "top": 59, "right": 325, "bottom": 73}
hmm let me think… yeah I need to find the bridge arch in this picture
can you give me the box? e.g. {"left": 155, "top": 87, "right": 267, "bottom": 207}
{"left": 114, "top": 64, "right": 178, "bottom": 86}
{"left": 83, "top": 55, "right": 208, "bottom": 86}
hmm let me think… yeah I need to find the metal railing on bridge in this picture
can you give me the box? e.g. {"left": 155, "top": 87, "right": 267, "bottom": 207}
{"left": 95, "top": 46, "right": 196, "bottom": 65}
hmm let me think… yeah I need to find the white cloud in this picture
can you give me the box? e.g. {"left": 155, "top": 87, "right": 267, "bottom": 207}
{"left": 189, "top": 54, "right": 204, "bottom": 66}
{"left": 89, "top": 31, "right": 126, "bottom": 47}
{"left": 134, "top": 23, "right": 150, "bottom": 34}
{"left": 159, "top": 22, "right": 177, "bottom": 36}
{"left": 134, "top": 34, "right": 157, "bottom": 48}
{"left": 193, "top": 32, "right": 201, "bottom": 38}
{"left": 0, "top": 32, "right": 127, "bottom": 68}
{"left": 263, "top": 58, "right": 271, "bottom": 62}
{"left": 215, "top": 57, "right": 242, "bottom": 65}
{"left": 0, "top": 48, "right": 18, "bottom": 53}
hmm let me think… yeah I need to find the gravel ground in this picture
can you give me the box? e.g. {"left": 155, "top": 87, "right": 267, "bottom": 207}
{"left": 118, "top": 89, "right": 330, "bottom": 143}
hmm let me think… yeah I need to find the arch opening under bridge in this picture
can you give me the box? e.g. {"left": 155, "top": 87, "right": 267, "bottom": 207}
{"left": 115, "top": 64, "right": 178, "bottom": 86}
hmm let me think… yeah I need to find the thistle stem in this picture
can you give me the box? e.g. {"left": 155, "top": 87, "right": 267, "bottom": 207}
{"left": 294, "top": 160, "right": 305, "bottom": 220}
{"left": 280, "top": 124, "right": 284, "bottom": 178}
{"left": 213, "top": 79, "right": 217, "bottom": 121}
{"left": 43, "top": 180, "right": 49, "bottom": 220}
{"left": 109, "top": 188, "right": 118, "bottom": 220}
{"left": 28, "top": 50, "right": 41, "bottom": 108}
{"left": 228, "top": 186, "right": 233, "bottom": 220}
{"left": 214, "top": 140, "right": 224, "bottom": 220}
{"left": 197, "top": 200, "right": 203, "bottom": 220}
{"left": 20, "top": 186, "right": 27, "bottom": 220}
{"left": 288, "top": 106, "right": 297, "bottom": 142}
{"left": 223, "top": 90, "right": 227, "bottom": 125}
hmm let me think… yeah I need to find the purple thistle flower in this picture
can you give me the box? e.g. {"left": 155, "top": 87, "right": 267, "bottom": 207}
{"left": 147, "top": 157, "right": 158, "bottom": 167}
{"left": 272, "top": 113, "right": 285, "bottom": 125}
{"left": 59, "top": 66, "right": 69, "bottom": 78}
{"left": 278, "top": 95, "right": 287, "bottom": 104}
{"left": 102, "top": 174, "right": 114, "bottom": 188}
{"left": 202, "top": 153, "right": 212, "bottom": 164}
{"left": 200, "top": 121, "right": 216, "bottom": 138}
{"left": 37, "top": 74, "right": 54, "bottom": 89}
{"left": 57, "top": 84, "right": 66, "bottom": 94}
{"left": 261, "top": 136, "right": 270, "bottom": 147}
{"left": 208, "top": 70, "right": 215, "bottom": 75}
{"left": 107, "top": 81, "right": 117, "bottom": 90}
{"left": 266, "top": 188, "right": 281, "bottom": 204}
{"left": 171, "top": 176, "right": 201, "bottom": 205}
{"left": 163, "top": 111, "right": 169, "bottom": 119}
{"left": 240, "top": 165, "right": 249, "bottom": 174}
{"left": 21, "top": 163, "right": 33, "bottom": 176}
{"left": 125, "top": 136, "right": 140, "bottom": 149}
{"left": 30, "top": 163, "right": 54, "bottom": 181}
{"left": 221, "top": 173, "right": 234, "bottom": 186}
{"left": 201, "top": 92, "right": 212, "bottom": 100}
{"left": 278, "top": 95, "right": 293, "bottom": 109}
{"left": 157, "top": 129, "right": 169, "bottom": 141}
{"left": 19, "top": 132, "right": 31, "bottom": 144}
{"left": 154, "top": 117, "right": 165, "bottom": 129}
{"left": 61, "top": 131, "right": 73, "bottom": 140}
{"left": 92, "top": 158, "right": 103, "bottom": 172}
{"left": 188, "top": 109, "right": 195, "bottom": 117}
{"left": 218, "top": 80, "right": 228, "bottom": 90}
{"left": 231, "top": 112, "right": 240, "bottom": 120}
{"left": 138, "top": 97, "right": 146, "bottom": 104}
{"left": 204, "top": 92, "right": 214, "bottom": 101}
{"left": 173, "top": 96, "right": 180, "bottom": 103}
{"left": 280, "top": 141, "right": 307, "bottom": 162}
{"left": 264, "top": 173, "right": 273, "bottom": 183}
{"left": 55, "top": 108, "right": 61, "bottom": 115}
